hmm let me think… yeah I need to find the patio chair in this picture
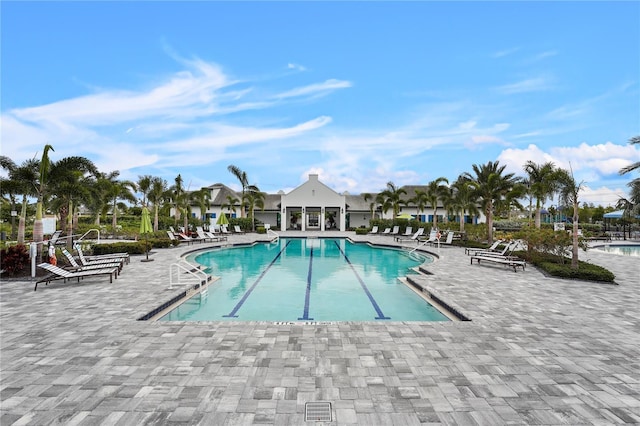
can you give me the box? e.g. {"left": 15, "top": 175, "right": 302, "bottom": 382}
{"left": 74, "top": 243, "right": 130, "bottom": 265}
{"left": 35, "top": 263, "right": 119, "bottom": 291}
{"left": 465, "top": 240, "right": 503, "bottom": 255}
{"left": 368, "top": 226, "right": 379, "bottom": 234}
{"left": 381, "top": 227, "right": 392, "bottom": 235}
{"left": 396, "top": 227, "right": 424, "bottom": 243}
{"left": 233, "top": 225, "right": 245, "bottom": 234}
{"left": 389, "top": 225, "right": 400, "bottom": 236}
{"left": 398, "top": 227, "right": 412, "bottom": 238}
{"left": 418, "top": 229, "right": 438, "bottom": 244}
{"left": 60, "top": 247, "right": 123, "bottom": 274}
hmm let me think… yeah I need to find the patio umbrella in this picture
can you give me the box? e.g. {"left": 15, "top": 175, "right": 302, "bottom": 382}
{"left": 217, "top": 213, "right": 229, "bottom": 226}
{"left": 396, "top": 213, "right": 413, "bottom": 220}
{"left": 140, "top": 206, "right": 153, "bottom": 262}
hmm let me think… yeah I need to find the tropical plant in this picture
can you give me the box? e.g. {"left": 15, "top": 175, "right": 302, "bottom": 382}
{"left": 450, "top": 177, "right": 479, "bottom": 233}
{"left": 190, "top": 188, "right": 211, "bottom": 222}
{"left": 362, "top": 193, "right": 377, "bottom": 222}
{"left": 222, "top": 195, "right": 240, "bottom": 216}
{"left": 410, "top": 189, "right": 429, "bottom": 223}
{"left": 137, "top": 175, "right": 153, "bottom": 206}
{"left": 245, "top": 190, "right": 265, "bottom": 231}
{"left": 377, "top": 182, "right": 407, "bottom": 217}
{"left": 462, "top": 161, "right": 518, "bottom": 244}
{"left": 523, "top": 161, "right": 559, "bottom": 228}
{"left": 556, "top": 166, "right": 584, "bottom": 269}
{"left": 619, "top": 135, "right": 640, "bottom": 175}
{"left": 104, "top": 172, "right": 137, "bottom": 236}
{"left": 424, "top": 177, "right": 449, "bottom": 229}
{"left": 33, "top": 144, "right": 55, "bottom": 254}
{"left": 227, "top": 165, "right": 253, "bottom": 218}
{"left": 148, "top": 177, "right": 168, "bottom": 232}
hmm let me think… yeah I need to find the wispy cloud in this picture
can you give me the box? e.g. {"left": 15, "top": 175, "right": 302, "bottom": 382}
{"left": 497, "top": 76, "right": 553, "bottom": 94}
{"left": 492, "top": 47, "right": 521, "bottom": 58}
{"left": 287, "top": 63, "right": 307, "bottom": 72}
{"left": 274, "top": 79, "right": 352, "bottom": 100}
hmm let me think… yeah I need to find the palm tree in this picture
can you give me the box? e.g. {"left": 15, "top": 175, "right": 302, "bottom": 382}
{"left": 190, "top": 188, "right": 211, "bottom": 222}
{"left": 523, "top": 161, "right": 559, "bottom": 228}
{"left": 228, "top": 165, "right": 250, "bottom": 218}
{"left": 615, "top": 197, "right": 634, "bottom": 240}
{"left": 137, "top": 175, "right": 153, "bottom": 206}
{"left": 148, "top": 177, "right": 168, "bottom": 232}
{"left": 245, "top": 190, "right": 266, "bottom": 231}
{"left": 378, "top": 182, "right": 407, "bottom": 217}
{"left": 104, "top": 172, "right": 137, "bottom": 236}
{"left": 410, "top": 189, "right": 429, "bottom": 222}
{"left": 362, "top": 193, "right": 377, "bottom": 222}
{"left": 450, "top": 177, "right": 479, "bottom": 233}
{"left": 619, "top": 135, "right": 640, "bottom": 175}
{"left": 33, "top": 144, "right": 55, "bottom": 254}
{"left": 556, "top": 166, "right": 584, "bottom": 269}
{"left": 425, "top": 177, "right": 449, "bottom": 229}
{"left": 170, "top": 174, "right": 187, "bottom": 227}
{"left": 0, "top": 156, "right": 20, "bottom": 240}
{"left": 5, "top": 159, "right": 39, "bottom": 243}
{"left": 462, "top": 161, "right": 518, "bottom": 244}
{"left": 222, "top": 195, "right": 240, "bottom": 217}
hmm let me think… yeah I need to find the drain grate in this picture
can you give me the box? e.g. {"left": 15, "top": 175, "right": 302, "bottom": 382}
{"left": 305, "top": 401, "right": 332, "bottom": 422}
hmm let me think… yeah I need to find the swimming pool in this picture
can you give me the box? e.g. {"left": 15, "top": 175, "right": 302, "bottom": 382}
{"left": 593, "top": 244, "right": 640, "bottom": 257}
{"left": 159, "top": 238, "right": 449, "bottom": 322}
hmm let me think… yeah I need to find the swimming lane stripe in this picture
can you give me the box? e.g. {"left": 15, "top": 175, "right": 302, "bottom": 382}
{"left": 333, "top": 241, "right": 390, "bottom": 320}
{"left": 223, "top": 240, "right": 292, "bottom": 318}
{"left": 298, "top": 246, "right": 314, "bottom": 320}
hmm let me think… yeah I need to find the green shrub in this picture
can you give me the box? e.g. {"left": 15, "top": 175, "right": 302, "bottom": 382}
{"left": 256, "top": 226, "right": 266, "bottom": 234}
{"left": 0, "top": 244, "right": 30, "bottom": 276}
{"left": 537, "top": 260, "right": 615, "bottom": 283}
{"left": 355, "top": 228, "right": 370, "bottom": 235}
{"left": 90, "top": 242, "right": 148, "bottom": 255}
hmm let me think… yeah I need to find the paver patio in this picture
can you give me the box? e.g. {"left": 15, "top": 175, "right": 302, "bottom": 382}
{"left": 1, "top": 232, "right": 639, "bottom": 425}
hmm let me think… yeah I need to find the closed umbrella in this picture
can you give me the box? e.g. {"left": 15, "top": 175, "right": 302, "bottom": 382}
{"left": 140, "top": 206, "right": 153, "bottom": 262}
{"left": 217, "top": 213, "right": 229, "bottom": 226}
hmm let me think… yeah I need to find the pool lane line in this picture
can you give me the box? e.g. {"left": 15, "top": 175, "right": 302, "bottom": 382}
{"left": 333, "top": 241, "right": 391, "bottom": 320}
{"left": 298, "top": 246, "right": 314, "bottom": 321}
{"left": 223, "top": 240, "right": 292, "bottom": 318}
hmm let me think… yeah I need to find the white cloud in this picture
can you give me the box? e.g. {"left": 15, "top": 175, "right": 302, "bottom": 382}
{"left": 497, "top": 77, "right": 552, "bottom": 94}
{"left": 287, "top": 63, "right": 307, "bottom": 72}
{"left": 275, "top": 79, "right": 352, "bottom": 99}
{"left": 492, "top": 47, "right": 520, "bottom": 58}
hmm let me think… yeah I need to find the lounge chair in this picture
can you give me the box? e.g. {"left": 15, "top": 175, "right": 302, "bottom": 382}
{"left": 220, "top": 226, "right": 231, "bottom": 235}
{"left": 470, "top": 254, "right": 526, "bottom": 272}
{"left": 35, "top": 263, "right": 119, "bottom": 291}
{"left": 389, "top": 225, "right": 400, "bottom": 236}
{"left": 398, "top": 227, "right": 413, "bottom": 238}
{"left": 233, "top": 225, "right": 245, "bottom": 234}
{"left": 74, "top": 243, "right": 130, "bottom": 265}
{"left": 466, "top": 241, "right": 514, "bottom": 258}
{"left": 396, "top": 227, "right": 424, "bottom": 243}
{"left": 418, "top": 229, "right": 438, "bottom": 245}
{"left": 465, "top": 240, "right": 503, "bottom": 256}
{"left": 179, "top": 232, "right": 205, "bottom": 243}
{"left": 381, "top": 227, "right": 392, "bottom": 235}
{"left": 439, "top": 231, "right": 455, "bottom": 246}
{"left": 60, "top": 247, "right": 123, "bottom": 273}
{"left": 428, "top": 230, "right": 455, "bottom": 247}
{"left": 196, "top": 227, "right": 219, "bottom": 242}
{"left": 368, "top": 226, "right": 379, "bottom": 234}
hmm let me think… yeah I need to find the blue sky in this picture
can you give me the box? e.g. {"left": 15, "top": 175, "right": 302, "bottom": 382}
{"left": 2, "top": 1, "right": 639, "bottom": 207}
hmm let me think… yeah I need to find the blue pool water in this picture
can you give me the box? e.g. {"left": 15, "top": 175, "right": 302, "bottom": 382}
{"left": 594, "top": 244, "right": 640, "bottom": 257}
{"left": 159, "top": 238, "right": 448, "bottom": 322}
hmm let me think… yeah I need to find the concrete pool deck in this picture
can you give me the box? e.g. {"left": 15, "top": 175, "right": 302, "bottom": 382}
{"left": 1, "top": 232, "right": 639, "bottom": 425}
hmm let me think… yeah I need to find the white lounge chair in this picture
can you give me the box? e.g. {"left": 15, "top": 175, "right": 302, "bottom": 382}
{"left": 381, "top": 227, "right": 392, "bottom": 235}
{"left": 368, "top": 226, "right": 379, "bottom": 234}
{"left": 35, "top": 263, "right": 119, "bottom": 291}
{"left": 465, "top": 240, "right": 503, "bottom": 255}
{"left": 61, "top": 247, "right": 123, "bottom": 274}
{"left": 74, "top": 243, "right": 130, "bottom": 264}
{"left": 396, "top": 227, "right": 424, "bottom": 243}
{"left": 389, "top": 225, "right": 400, "bottom": 236}
{"left": 233, "top": 225, "right": 245, "bottom": 234}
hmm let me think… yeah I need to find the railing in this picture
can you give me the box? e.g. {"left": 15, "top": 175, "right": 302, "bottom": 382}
{"left": 169, "top": 259, "right": 211, "bottom": 290}
{"left": 267, "top": 228, "right": 279, "bottom": 243}
{"left": 76, "top": 228, "right": 100, "bottom": 243}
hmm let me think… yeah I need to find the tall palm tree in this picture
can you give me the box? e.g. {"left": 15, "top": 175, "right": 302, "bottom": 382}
{"left": 378, "top": 182, "right": 407, "bottom": 217}
{"left": 170, "top": 174, "right": 187, "bottom": 227}
{"left": 523, "top": 161, "right": 559, "bottom": 228}
{"left": 222, "top": 195, "right": 239, "bottom": 217}
{"left": 556, "top": 166, "right": 583, "bottom": 269}
{"left": 619, "top": 135, "right": 640, "bottom": 175}
{"left": 104, "top": 172, "right": 137, "bottom": 236}
{"left": 0, "top": 156, "right": 20, "bottom": 240}
{"left": 362, "top": 193, "right": 377, "bottom": 222}
{"left": 190, "top": 188, "right": 211, "bottom": 222}
{"left": 450, "top": 177, "right": 479, "bottom": 233}
{"left": 33, "top": 144, "right": 55, "bottom": 254}
{"left": 425, "top": 177, "right": 449, "bottom": 229}
{"left": 410, "top": 189, "right": 429, "bottom": 222}
{"left": 245, "top": 190, "right": 266, "bottom": 231}
{"left": 462, "top": 161, "right": 518, "bottom": 244}
{"left": 228, "top": 165, "right": 250, "bottom": 218}
{"left": 148, "top": 177, "right": 168, "bottom": 232}
{"left": 137, "top": 175, "right": 153, "bottom": 206}
{"left": 5, "top": 159, "right": 39, "bottom": 243}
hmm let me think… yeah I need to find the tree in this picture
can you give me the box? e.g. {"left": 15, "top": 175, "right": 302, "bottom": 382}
{"left": 619, "top": 135, "right": 640, "bottom": 175}
{"left": 33, "top": 144, "right": 55, "bottom": 255}
{"left": 5, "top": 159, "right": 39, "bottom": 243}
{"left": 0, "top": 156, "right": 20, "bottom": 240}
{"left": 148, "top": 177, "right": 168, "bottom": 232}
{"left": 245, "top": 190, "right": 265, "bottom": 231}
{"left": 362, "top": 193, "right": 377, "bottom": 222}
{"left": 170, "top": 174, "right": 187, "bottom": 227}
{"left": 556, "top": 166, "right": 584, "bottom": 269}
{"left": 222, "top": 195, "right": 240, "bottom": 216}
{"left": 137, "top": 175, "right": 153, "bottom": 206}
{"left": 462, "top": 161, "right": 518, "bottom": 244}
{"left": 227, "top": 165, "right": 249, "bottom": 218}
{"left": 450, "top": 177, "right": 479, "bottom": 233}
{"left": 190, "top": 188, "right": 211, "bottom": 222}
{"left": 410, "top": 190, "right": 429, "bottom": 222}
{"left": 377, "top": 182, "right": 407, "bottom": 217}
{"left": 523, "top": 161, "right": 559, "bottom": 228}
{"left": 425, "top": 177, "right": 449, "bottom": 229}
{"left": 104, "top": 172, "right": 137, "bottom": 236}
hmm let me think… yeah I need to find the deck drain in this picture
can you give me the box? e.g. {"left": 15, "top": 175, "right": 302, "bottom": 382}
{"left": 305, "top": 401, "right": 332, "bottom": 422}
